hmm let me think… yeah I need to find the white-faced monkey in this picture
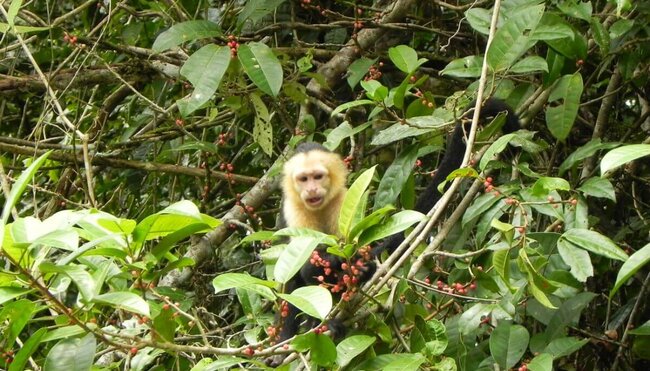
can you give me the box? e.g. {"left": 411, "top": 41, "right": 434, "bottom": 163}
{"left": 272, "top": 98, "right": 521, "bottom": 349}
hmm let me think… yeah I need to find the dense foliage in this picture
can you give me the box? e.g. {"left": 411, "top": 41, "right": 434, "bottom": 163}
{"left": 1, "top": 0, "right": 649, "bottom": 370}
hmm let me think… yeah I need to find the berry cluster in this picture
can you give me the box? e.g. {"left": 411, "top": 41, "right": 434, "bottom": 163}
{"left": 227, "top": 35, "right": 239, "bottom": 58}
{"left": 313, "top": 324, "right": 328, "bottom": 335}
{"left": 219, "top": 162, "right": 236, "bottom": 184}
{"left": 216, "top": 132, "right": 232, "bottom": 146}
{"left": 1, "top": 350, "right": 14, "bottom": 365}
{"left": 63, "top": 32, "right": 78, "bottom": 45}
{"left": 415, "top": 90, "right": 435, "bottom": 108}
{"left": 175, "top": 118, "right": 184, "bottom": 127}
{"left": 427, "top": 278, "right": 477, "bottom": 295}
{"left": 343, "top": 155, "right": 354, "bottom": 168}
{"left": 364, "top": 62, "right": 383, "bottom": 81}
{"left": 309, "top": 247, "right": 373, "bottom": 302}
{"left": 483, "top": 176, "right": 500, "bottom": 197}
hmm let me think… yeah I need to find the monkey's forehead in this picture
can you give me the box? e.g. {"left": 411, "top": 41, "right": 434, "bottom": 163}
{"left": 285, "top": 152, "right": 332, "bottom": 175}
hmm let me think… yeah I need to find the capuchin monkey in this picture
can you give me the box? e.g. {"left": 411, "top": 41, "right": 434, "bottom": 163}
{"left": 270, "top": 98, "right": 521, "bottom": 360}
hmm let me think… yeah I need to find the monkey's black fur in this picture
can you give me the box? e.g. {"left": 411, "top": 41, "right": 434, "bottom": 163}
{"left": 377, "top": 98, "right": 521, "bottom": 255}
{"left": 272, "top": 98, "right": 521, "bottom": 350}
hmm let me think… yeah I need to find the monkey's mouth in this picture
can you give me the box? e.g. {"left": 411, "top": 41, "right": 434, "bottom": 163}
{"left": 306, "top": 197, "right": 324, "bottom": 207}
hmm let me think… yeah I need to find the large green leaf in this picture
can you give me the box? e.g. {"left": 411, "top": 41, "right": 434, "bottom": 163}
{"left": 577, "top": 177, "right": 616, "bottom": 201}
{"left": 152, "top": 20, "right": 222, "bottom": 52}
{"left": 558, "top": 139, "right": 619, "bottom": 175}
{"left": 610, "top": 242, "right": 650, "bottom": 298}
{"left": 557, "top": 239, "right": 593, "bottom": 282}
{"left": 93, "top": 292, "right": 150, "bottom": 317}
{"left": 510, "top": 56, "right": 548, "bottom": 73}
{"left": 212, "top": 272, "right": 276, "bottom": 300}
{"left": 43, "top": 333, "right": 96, "bottom": 371}
{"left": 373, "top": 145, "right": 418, "bottom": 211}
{"left": 237, "top": 0, "right": 286, "bottom": 27}
{"left": 440, "top": 55, "right": 483, "bottom": 77}
{"left": 487, "top": 5, "right": 544, "bottom": 71}
{"left": 479, "top": 133, "right": 516, "bottom": 171}
{"left": 278, "top": 286, "right": 332, "bottom": 320}
{"left": 346, "top": 57, "right": 377, "bottom": 88}
{"left": 0, "top": 299, "right": 36, "bottom": 349}
{"left": 545, "top": 292, "right": 596, "bottom": 340}
{"left": 178, "top": 44, "right": 231, "bottom": 116}
{"left": 339, "top": 166, "right": 376, "bottom": 239}
{"left": 238, "top": 42, "right": 283, "bottom": 96}
{"left": 388, "top": 45, "right": 427, "bottom": 74}
{"left": 560, "top": 229, "right": 627, "bottom": 261}
{"left": 489, "top": 323, "right": 530, "bottom": 370}
{"left": 0, "top": 287, "right": 31, "bottom": 305}
{"left": 274, "top": 236, "right": 325, "bottom": 284}
{"left": 358, "top": 210, "right": 424, "bottom": 246}
{"left": 336, "top": 335, "right": 375, "bottom": 367}
{"left": 545, "top": 73, "right": 583, "bottom": 141}
{"left": 542, "top": 337, "right": 589, "bottom": 359}
{"left": 600, "top": 144, "right": 650, "bottom": 175}
{"left": 1, "top": 151, "right": 51, "bottom": 244}
{"left": 8, "top": 327, "right": 46, "bottom": 371}
{"left": 39, "top": 262, "right": 96, "bottom": 301}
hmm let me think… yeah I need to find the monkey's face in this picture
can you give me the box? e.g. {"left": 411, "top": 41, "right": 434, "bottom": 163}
{"left": 293, "top": 165, "right": 332, "bottom": 210}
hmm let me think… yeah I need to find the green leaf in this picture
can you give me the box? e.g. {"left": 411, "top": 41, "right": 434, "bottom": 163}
{"left": 43, "top": 333, "right": 96, "bottom": 371}
{"left": 546, "top": 292, "right": 596, "bottom": 340}
{"left": 530, "top": 22, "right": 575, "bottom": 41}
{"left": 358, "top": 354, "right": 427, "bottom": 371}
{"left": 1, "top": 151, "right": 51, "bottom": 244}
{"left": 331, "top": 99, "right": 375, "bottom": 117}
{"left": 560, "top": 229, "right": 627, "bottom": 261}
{"left": 93, "top": 292, "right": 150, "bottom": 317}
{"left": 557, "top": 0, "right": 592, "bottom": 21}
{"left": 323, "top": 121, "right": 372, "bottom": 151}
{"left": 6, "top": 0, "right": 23, "bottom": 27}
{"left": 212, "top": 272, "right": 276, "bottom": 300}
{"left": 628, "top": 321, "right": 650, "bottom": 335}
{"left": 152, "top": 20, "right": 222, "bottom": 52}
{"left": 440, "top": 55, "right": 483, "bottom": 77}
{"left": 489, "top": 323, "right": 530, "bottom": 370}
{"left": 479, "top": 133, "right": 516, "bottom": 171}
{"left": 238, "top": 42, "right": 283, "bottom": 96}
{"left": 361, "top": 79, "right": 388, "bottom": 102}
{"left": 336, "top": 335, "right": 375, "bottom": 367}
{"left": 531, "top": 177, "right": 570, "bottom": 195}
{"left": 274, "top": 236, "right": 325, "bottom": 283}
{"left": 464, "top": 8, "right": 492, "bottom": 35}
{"left": 39, "top": 262, "right": 96, "bottom": 301}
{"left": 493, "top": 248, "right": 510, "bottom": 284}
{"left": 8, "top": 327, "right": 46, "bottom": 371}
{"left": 0, "top": 23, "right": 49, "bottom": 34}
{"left": 237, "top": 0, "right": 286, "bottom": 26}
{"left": 278, "top": 286, "right": 332, "bottom": 320}
{"left": 557, "top": 239, "right": 593, "bottom": 282}
{"left": 40, "top": 326, "right": 88, "bottom": 342}
{"left": 0, "top": 299, "right": 36, "bottom": 349}
{"left": 510, "top": 56, "right": 548, "bottom": 74}
{"left": 349, "top": 205, "right": 395, "bottom": 243}
{"left": 388, "top": 45, "right": 427, "bottom": 74}
{"left": 610, "top": 242, "right": 650, "bottom": 298}
{"left": 590, "top": 18, "right": 610, "bottom": 55}
{"left": 178, "top": 44, "right": 231, "bottom": 116}
{"left": 577, "top": 177, "right": 616, "bottom": 201}
{"left": 463, "top": 192, "right": 503, "bottom": 226}
{"left": 411, "top": 317, "right": 448, "bottom": 357}
{"left": 542, "top": 337, "right": 589, "bottom": 359}
{"left": 487, "top": 5, "right": 544, "bottom": 71}
{"left": 250, "top": 92, "right": 273, "bottom": 156}
{"left": 374, "top": 145, "right": 418, "bottom": 211}
{"left": 545, "top": 73, "right": 584, "bottom": 141}
{"left": 0, "top": 287, "right": 31, "bottom": 305}
{"left": 600, "top": 144, "right": 650, "bottom": 175}
{"left": 347, "top": 57, "right": 377, "bottom": 88}
{"left": 339, "top": 166, "right": 376, "bottom": 239}
{"left": 558, "top": 139, "right": 619, "bottom": 175}
{"left": 358, "top": 210, "right": 425, "bottom": 246}
{"left": 151, "top": 223, "right": 211, "bottom": 260}
{"left": 527, "top": 352, "right": 553, "bottom": 371}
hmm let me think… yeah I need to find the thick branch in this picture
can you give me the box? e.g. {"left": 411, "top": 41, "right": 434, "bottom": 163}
{"left": 0, "top": 140, "right": 258, "bottom": 185}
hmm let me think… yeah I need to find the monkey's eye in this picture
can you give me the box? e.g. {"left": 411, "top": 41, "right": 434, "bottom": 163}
{"left": 298, "top": 176, "right": 308, "bottom": 182}
{"left": 314, "top": 174, "right": 323, "bottom": 180}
